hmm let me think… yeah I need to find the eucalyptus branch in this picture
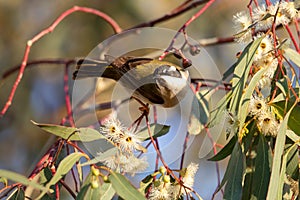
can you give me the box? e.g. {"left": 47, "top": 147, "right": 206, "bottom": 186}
{"left": 159, "top": 0, "right": 216, "bottom": 60}
{"left": 133, "top": 0, "right": 209, "bottom": 28}
{"left": 0, "top": 6, "right": 121, "bottom": 117}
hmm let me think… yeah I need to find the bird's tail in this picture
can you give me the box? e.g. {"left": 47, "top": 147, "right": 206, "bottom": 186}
{"left": 73, "top": 58, "right": 112, "bottom": 80}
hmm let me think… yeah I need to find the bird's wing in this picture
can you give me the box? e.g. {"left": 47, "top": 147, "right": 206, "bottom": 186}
{"left": 73, "top": 58, "right": 111, "bottom": 79}
{"left": 73, "top": 57, "right": 153, "bottom": 80}
{"left": 134, "top": 83, "right": 164, "bottom": 105}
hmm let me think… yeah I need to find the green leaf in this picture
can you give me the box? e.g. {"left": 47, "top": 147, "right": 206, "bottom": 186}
{"left": 238, "top": 66, "right": 269, "bottom": 133}
{"left": 76, "top": 184, "right": 90, "bottom": 200}
{"left": 76, "top": 172, "right": 93, "bottom": 200}
{"left": 188, "top": 91, "right": 210, "bottom": 135}
{"left": 0, "top": 177, "right": 7, "bottom": 186}
{"left": 47, "top": 153, "right": 85, "bottom": 187}
{"left": 77, "top": 175, "right": 115, "bottom": 200}
{"left": 139, "top": 175, "right": 153, "bottom": 194}
{"left": 36, "top": 153, "right": 85, "bottom": 199}
{"left": 208, "top": 136, "right": 236, "bottom": 161}
{"left": 272, "top": 93, "right": 285, "bottom": 103}
{"left": 77, "top": 160, "right": 83, "bottom": 183}
{"left": 286, "top": 130, "right": 300, "bottom": 143}
{"left": 109, "top": 171, "right": 146, "bottom": 200}
{"left": 277, "top": 144, "right": 297, "bottom": 199}
{"left": 80, "top": 147, "right": 118, "bottom": 166}
{"left": 252, "top": 134, "right": 270, "bottom": 199}
{"left": 32, "top": 121, "right": 77, "bottom": 139}
{"left": 0, "top": 170, "right": 50, "bottom": 193}
{"left": 229, "top": 37, "right": 263, "bottom": 113}
{"left": 266, "top": 104, "right": 294, "bottom": 200}
{"left": 136, "top": 123, "right": 170, "bottom": 141}
{"left": 38, "top": 167, "right": 53, "bottom": 186}
{"left": 275, "top": 77, "right": 289, "bottom": 98}
{"left": 32, "top": 121, "right": 105, "bottom": 142}
{"left": 99, "top": 182, "right": 115, "bottom": 200}
{"left": 208, "top": 91, "right": 232, "bottom": 128}
{"left": 284, "top": 48, "right": 300, "bottom": 68}
{"left": 78, "top": 128, "right": 106, "bottom": 142}
{"left": 223, "top": 142, "right": 245, "bottom": 200}
{"left": 271, "top": 100, "right": 300, "bottom": 135}
{"left": 7, "top": 188, "right": 25, "bottom": 200}
{"left": 285, "top": 144, "right": 299, "bottom": 179}
{"left": 89, "top": 182, "right": 101, "bottom": 200}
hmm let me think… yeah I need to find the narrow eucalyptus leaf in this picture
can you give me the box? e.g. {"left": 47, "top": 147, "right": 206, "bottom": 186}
{"left": 208, "top": 136, "right": 236, "bottom": 161}
{"left": 99, "top": 182, "right": 115, "bottom": 200}
{"left": 47, "top": 153, "right": 85, "bottom": 187}
{"left": 284, "top": 48, "right": 300, "bottom": 68}
{"left": 271, "top": 101, "right": 300, "bottom": 135}
{"left": 80, "top": 147, "right": 118, "bottom": 166}
{"left": 267, "top": 105, "right": 294, "bottom": 200}
{"left": 224, "top": 142, "right": 245, "bottom": 200}
{"left": 0, "top": 170, "right": 49, "bottom": 193}
{"left": 229, "top": 37, "right": 263, "bottom": 113}
{"left": 136, "top": 124, "right": 170, "bottom": 141}
{"left": 109, "top": 171, "right": 146, "bottom": 200}
{"left": 252, "top": 134, "right": 270, "bottom": 199}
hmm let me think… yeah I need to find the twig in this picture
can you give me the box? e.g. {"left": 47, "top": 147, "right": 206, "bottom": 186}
{"left": 205, "top": 127, "right": 223, "bottom": 198}
{"left": 60, "top": 180, "right": 76, "bottom": 199}
{"left": 1, "top": 59, "right": 75, "bottom": 80}
{"left": 145, "top": 114, "right": 182, "bottom": 185}
{"left": 293, "top": 19, "right": 300, "bottom": 52}
{"left": 179, "top": 132, "right": 190, "bottom": 171}
{"left": 63, "top": 64, "right": 75, "bottom": 127}
{"left": 132, "top": 0, "right": 208, "bottom": 28}
{"left": 159, "top": 0, "right": 216, "bottom": 60}
{"left": 198, "top": 36, "right": 235, "bottom": 46}
{"left": 0, "top": 6, "right": 121, "bottom": 117}
{"left": 66, "top": 143, "right": 79, "bottom": 194}
{"left": 0, "top": 184, "right": 19, "bottom": 199}
{"left": 28, "top": 140, "right": 61, "bottom": 179}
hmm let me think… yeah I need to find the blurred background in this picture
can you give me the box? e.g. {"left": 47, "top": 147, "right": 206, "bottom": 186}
{"left": 0, "top": 0, "right": 250, "bottom": 199}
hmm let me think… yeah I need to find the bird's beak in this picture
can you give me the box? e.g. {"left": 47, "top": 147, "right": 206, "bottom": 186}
{"left": 182, "top": 58, "right": 192, "bottom": 69}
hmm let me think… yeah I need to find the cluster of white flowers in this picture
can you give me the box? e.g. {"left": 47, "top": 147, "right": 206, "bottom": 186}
{"left": 232, "top": 2, "right": 298, "bottom": 119}
{"left": 234, "top": 4, "right": 288, "bottom": 92}
{"left": 233, "top": 1, "right": 298, "bottom": 43}
{"left": 148, "top": 163, "right": 199, "bottom": 200}
{"left": 248, "top": 95, "right": 280, "bottom": 136}
{"left": 99, "top": 117, "right": 148, "bottom": 174}
{"left": 252, "top": 33, "right": 279, "bottom": 90}
{"left": 224, "top": 110, "right": 239, "bottom": 138}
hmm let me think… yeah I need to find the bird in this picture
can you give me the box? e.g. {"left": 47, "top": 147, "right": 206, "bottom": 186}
{"left": 73, "top": 55, "right": 191, "bottom": 108}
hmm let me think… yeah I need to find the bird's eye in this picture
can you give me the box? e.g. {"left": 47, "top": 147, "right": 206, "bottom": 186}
{"left": 154, "top": 65, "right": 181, "bottom": 78}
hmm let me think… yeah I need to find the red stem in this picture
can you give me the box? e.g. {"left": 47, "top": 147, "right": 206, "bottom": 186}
{"left": 133, "top": 0, "right": 208, "bottom": 28}
{"left": 285, "top": 24, "right": 300, "bottom": 53}
{"left": 205, "top": 127, "right": 221, "bottom": 188}
{"left": 160, "top": 0, "right": 216, "bottom": 60}
{"left": 145, "top": 115, "right": 182, "bottom": 185}
{"left": 63, "top": 64, "right": 75, "bottom": 127}
{"left": 66, "top": 143, "right": 79, "bottom": 193}
{"left": 293, "top": 19, "right": 300, "bottom": 51}
{"left": 179, "top": 132, "right": 190, "bottom": 171}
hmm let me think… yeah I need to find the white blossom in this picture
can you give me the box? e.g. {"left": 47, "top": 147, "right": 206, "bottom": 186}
{"left": 248, "top": 95, "right": 268, "bottom": 116}
{"left": 253, "top": 33, "right": 274, "bottom": 63}
{"left": 233, "top": 11, "right": 253, "bottom": 43}
{"left": 253, "top": 4, "right": 273, "bottom": 31}
{"left": 100, "top": 117, "right": 125, "bottom": 143}
{"left": 257, "top": 112, "right": 279, "bottom": 136}
{"left": 103, "top": 153, "right": 148, "bottom": 174}
{"left": 224, "top": 110, "right": 239, "bottom": 137}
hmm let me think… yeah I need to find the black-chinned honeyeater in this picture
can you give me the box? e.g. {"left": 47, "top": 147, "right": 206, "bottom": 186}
{"left": 73, "top": 55, "right": 191, "bottom": 108}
